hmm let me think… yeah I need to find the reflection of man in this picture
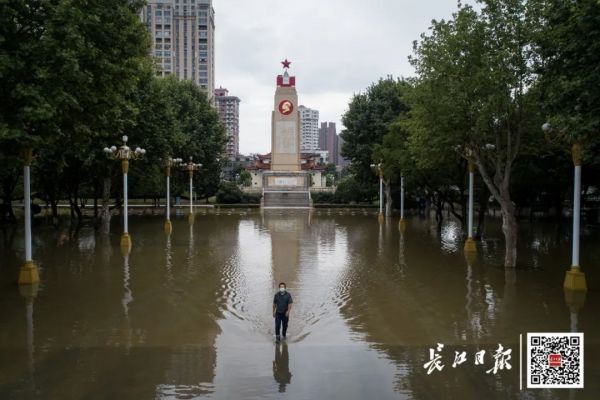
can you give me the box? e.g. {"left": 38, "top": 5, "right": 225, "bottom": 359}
{"left": 273, "top": 282, "right": 293, "bottom": 341}
{"left": 273, "top": 341, "right": 292, "bottom": 392}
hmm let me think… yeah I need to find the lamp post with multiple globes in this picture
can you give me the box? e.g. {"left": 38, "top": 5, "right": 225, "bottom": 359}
{"left": 103, "top": 135, "right": 146, "bottom": 253}
{"left": 182, "top": 156, "right": 202, "bottom": 225}
{"left": 542, "top": 122, "right": 587, "bottom": 292}
{"left": 163, "top": 157, "right": 183, "bottom": 234}
{"left": 18, "top": 148, "right": 39, "bottom": 286}
{"left": 370, "top": 161, "right": 384, "bottom": 223}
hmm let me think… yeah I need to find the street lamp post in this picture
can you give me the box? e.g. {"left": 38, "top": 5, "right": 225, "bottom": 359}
{"left": 399, "top": 174, "right": 406, "bottom": 232}
{"left": 18, "top": 148, "right": 40, "bottom": 286}
{"left": 370, "top": 162, "right": 384, "bottom": 223}
{"left": 182, "top": 157, "right": 202, "bottom": 225}
{"left": 542, "top": 122, "right": 587, "bottom": 291}
{"left": 104, "top": 135, "right": 146, "bottom": 253}
{"left": 464, "top": 162, "right": 477, "bottom": 253}
{"left": 163, "top": 157, "right": 183, "bottom": 234}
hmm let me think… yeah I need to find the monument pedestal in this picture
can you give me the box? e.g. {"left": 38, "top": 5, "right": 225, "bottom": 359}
{"left": 262, "top": 171, "right": 312, "bottom": 208}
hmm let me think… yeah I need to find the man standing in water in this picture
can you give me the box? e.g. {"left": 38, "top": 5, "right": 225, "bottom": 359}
{"left": 273, "top": 282, "right": 293, "bottom": 341}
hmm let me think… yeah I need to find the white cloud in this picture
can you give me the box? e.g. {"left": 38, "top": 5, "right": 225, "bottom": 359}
{"left": 214, "top": 0, "right": 466, "bottom": 154}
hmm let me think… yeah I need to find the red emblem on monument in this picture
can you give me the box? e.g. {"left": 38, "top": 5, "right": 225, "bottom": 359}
{"left": 278, "top": 100, "right": 293, "bottom": 115}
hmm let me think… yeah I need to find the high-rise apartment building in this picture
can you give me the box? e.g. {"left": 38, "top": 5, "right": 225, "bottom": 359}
{"left": 141, "top": 0, "right": 215, "bottom": 96}
{"left": 214, "top": 87, "right": 241, "bottom": 158}
{"left": 298, "top": 105, "right": 320, "bottom": 152}
{"left": 318, "top": 122, "right": 339, "bottom": 165}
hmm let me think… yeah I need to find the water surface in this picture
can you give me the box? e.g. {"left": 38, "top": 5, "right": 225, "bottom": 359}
{"left": 1, "top": 210, "right": 598, "bottom": 399}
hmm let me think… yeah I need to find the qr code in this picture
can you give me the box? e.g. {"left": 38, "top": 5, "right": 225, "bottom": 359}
{"left": 527, "top": 332, "right": 583, "bottom": 388}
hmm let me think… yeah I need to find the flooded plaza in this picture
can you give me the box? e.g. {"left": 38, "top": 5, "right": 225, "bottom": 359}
{"left": 1, "top": 210, "right": 599, "bottom": 399}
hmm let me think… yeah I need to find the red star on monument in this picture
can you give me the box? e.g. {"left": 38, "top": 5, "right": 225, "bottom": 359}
{"left": 281, "top": 58, "right": 291, "bottom": 69}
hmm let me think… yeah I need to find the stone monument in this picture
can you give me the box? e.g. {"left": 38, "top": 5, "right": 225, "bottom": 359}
{"left": 262, "top": 59, "right": 312, "bottom": 208}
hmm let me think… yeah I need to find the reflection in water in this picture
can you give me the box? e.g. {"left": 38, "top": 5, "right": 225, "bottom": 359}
{"left": 273, "top": 341, "right": 292, "bottom": 392}
{"left": 398, "top": 230, "right": 406, "bottom": 278}
{"left": 0, "top": 213, "right": 599, "bottom": 399}
{"left": 122, "top": 252, "right": 133, "bottom": 318}
{"left": 23, "top": 288, "right": 37, "bottom": 395}
{"left": 165, "top": 233, "right": 174, "bottom": 284}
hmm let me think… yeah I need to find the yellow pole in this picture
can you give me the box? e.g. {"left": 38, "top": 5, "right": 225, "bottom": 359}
{"left": 18, "top": 148, "right": 40, "bottom": 285}
{"left": 120, "top": 159, "right": 132, "bottom": 254}
{"left": 164, "top": 165, "right": 172, "bottom": 234}
{"left": 564, "top": 142, "right": 586, "bottom": 291}
{"left": 464, "top": 162, "right": 477, "bottom": 253}
{"left": 378, "top": 170, "right": 384, "bottom": 223}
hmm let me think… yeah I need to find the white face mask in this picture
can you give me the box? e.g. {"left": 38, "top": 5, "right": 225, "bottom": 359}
{"left": 279, "top": 287, "right": 286, "bottom": 293}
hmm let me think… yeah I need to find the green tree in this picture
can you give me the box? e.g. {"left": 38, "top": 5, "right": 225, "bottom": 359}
{"left": 127, "top": 76, "right": 226, "bottom": 205}
{"left": 408, "top": 1, "right": 541, "bottom": 267}
{"left": 216, "top": 181, "right": 242, "bottom": 204}
{"left": 535, "top": 0, "right": 600, "bottom": 192}
{"left": 239, "top": 170, "right": 252, "bottom": 187}
{"left": 1, "top": 0, "right": 151, "bottom": 222}
{"left": 341, "top": 78, "right": 411, "bottom": 210}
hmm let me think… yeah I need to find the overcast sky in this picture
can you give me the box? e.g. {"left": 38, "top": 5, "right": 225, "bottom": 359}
{"left": 214, "top": 0, "right": 466, "bottom": 155}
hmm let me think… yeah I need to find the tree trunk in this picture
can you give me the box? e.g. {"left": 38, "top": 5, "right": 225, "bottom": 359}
{"left": 100, "top": 176, "right": 112, "bottom": 224}
{"left": 51, "top": 200, "right": 58, "bottom": 225}
{"left": 2, "top": 173, "right": 19, "bottom": 223}
{"left": 69, "top": 192, "right": 82, "bottom": 221}
{"left": 475, "top": 162, "right": 519, "bottom": 268}
{"left": 476, "top": 185, "right": 488, "bottom": 239}
{"left": 500, "top": 202, "right": 518, "bottom": 268}
{"left": 47, "top": 190, "right": 59, "bottom": 226}
{"left": 384, "top": 178, "right": 393, "bottom": 217}
{"left": 434, "top": 195, "right": 444, "bottom": 231}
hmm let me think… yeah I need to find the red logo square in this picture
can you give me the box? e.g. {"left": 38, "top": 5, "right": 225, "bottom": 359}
{"left": 548, "top": 354, "right": 561, "bottom": 367}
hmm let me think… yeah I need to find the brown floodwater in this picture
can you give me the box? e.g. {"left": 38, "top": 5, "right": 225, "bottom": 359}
{"left": 0, "top": 209, "right": 599, "bottom": 399}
